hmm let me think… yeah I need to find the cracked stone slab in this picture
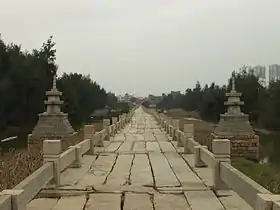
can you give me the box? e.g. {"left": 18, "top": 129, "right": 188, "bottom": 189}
{"left": 130, "top": 154, "right": 154, "bottom": 186}
{"left": 158, "top": 141, "right": 177, "bottom": 152}
{"left": 148, "top": 153, "right": 180, "bottom": 187}
{"left": 184, "top": 190, "right": 225, "bottom": 210}
{"left": 60, "top": 155, "right": 96, "bottom": 186}
{"left": 182, "top": 154, "right": 214, "bottom": 187}
{"left": 164, "top": 152, "right": 206, "bottom": 189}
{"left": 39, "top": 189, "right": 92, "bottom": 198}
{"left": 154, "top": 193, "right": 191, "bottom": 210}
{"left": 106, "top": 154, "right": 133, "bottom": 186}
{"left": 146, "top": 142, "right": 161, "bottom": 152}
{"left": 77, "top": 154, "right": 117, "bottom": 187}
{"left": 27, "top": 198, "right": 58, "bottom": 210}
{"left": 90, "top": 185, "right": 156, "bottom": 194}
{"left": 123, "top": 193, "right": 153, "bottom": 210}
{"left": 132, "top": 142, "right": 146, "bottom": 153}
{"left": 117, "top": 141, "right": 133, "bottom": 152}
{"left": 52, "top": 196, "right": 87, "bottom": 210}
{"left": 105, "top": 142, "right": 123, "bottom": 152}
{"left": 217, "top": 190, "right": 253, "bottom": 210}
{"left": 85, "top": 194, "right": 121, "bottom": 210}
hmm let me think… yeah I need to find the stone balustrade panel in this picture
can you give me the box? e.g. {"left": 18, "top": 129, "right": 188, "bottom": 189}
{"left": 0, "top": 195, "right": 11, "bottom": 210}
{"left": 76, "top": 139, "right": 91, "bottom": 155}
{"left": 59, "top": 148, "right": 76, "bottom": 172}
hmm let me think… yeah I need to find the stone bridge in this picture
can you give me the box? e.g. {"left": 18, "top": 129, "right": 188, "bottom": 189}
{"left": 0, "top": 107, "right": 279, "bottom": 210}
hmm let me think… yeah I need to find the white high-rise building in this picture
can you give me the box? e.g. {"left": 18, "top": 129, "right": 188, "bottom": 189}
{"left": 269, "top": 64, "right": 280, "bottom": 82}
{"left": 252, "top": 65, "right": 266, "bottom": 86}
{"left": 245, "top": 65, "right": 267, "bottom": 86}
{"left": 252, "top": 65, "right": 266, "bottom": 79}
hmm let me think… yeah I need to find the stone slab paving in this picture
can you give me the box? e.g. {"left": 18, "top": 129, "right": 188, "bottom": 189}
{"left": 28, "top": 107, "right": 252, "bottom": 210}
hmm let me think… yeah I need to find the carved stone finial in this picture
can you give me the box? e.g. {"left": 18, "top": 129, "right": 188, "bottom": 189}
{"left": 52, "top": 74, "right": 57, "bottom": 90}
{"left": 232, "top": 75, "right": 236, "bottom": 92}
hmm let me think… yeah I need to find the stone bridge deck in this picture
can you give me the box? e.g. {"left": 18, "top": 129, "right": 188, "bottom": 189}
{"left": 27, "top": 108, "right": 252, "bottom": 210}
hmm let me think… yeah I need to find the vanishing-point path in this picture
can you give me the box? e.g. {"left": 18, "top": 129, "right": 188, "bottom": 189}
{"left": 27, "top": 108, "right": 252, "bottom": 210}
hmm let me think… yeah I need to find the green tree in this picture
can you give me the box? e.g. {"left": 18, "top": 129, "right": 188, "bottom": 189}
{"left": 57, "top": 73, "right": 107, "bottom": 128}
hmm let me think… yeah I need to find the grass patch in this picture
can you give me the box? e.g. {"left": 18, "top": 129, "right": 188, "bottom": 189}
{"left": 232, "top": 157, "right": 280, "bottom": 193}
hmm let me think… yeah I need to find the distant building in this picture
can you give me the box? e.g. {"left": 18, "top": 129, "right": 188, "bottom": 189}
{"left": 148, "top": 94, "right": 162, "bottom": 104}
{"left": 252, "top": 65, "right": 266, "bottom": 86}
{"left": 269, "top": 64, "right": 280, "bottom": 82}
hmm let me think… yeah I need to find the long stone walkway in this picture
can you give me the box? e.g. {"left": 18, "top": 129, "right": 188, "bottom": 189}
{"left": 27, "top": 108, "right": 252, "bottom": 210}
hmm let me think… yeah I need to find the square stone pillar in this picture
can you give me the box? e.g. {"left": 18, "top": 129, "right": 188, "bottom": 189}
{"left": 43, "top": 140, "right": 62, "bottom": 186}
{"left": 84, "top": 125, "right": 95, "bottom": 139}
{"left": 112, "top": 117, "right": 118, "bottom": 125}
{"left": 103, "top": 119, "right": 110, "bottom": 140}
{"left": 212, "top": 139, "right": 231, "bottom": 192}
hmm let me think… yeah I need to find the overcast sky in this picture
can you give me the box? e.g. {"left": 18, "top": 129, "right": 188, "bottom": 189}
{"left": 1, "top": 1, "right": 280, "bottom": 96}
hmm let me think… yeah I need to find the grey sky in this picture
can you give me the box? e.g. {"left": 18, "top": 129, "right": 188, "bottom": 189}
{"left": 1, "top": 1, "right": 280, "bottom": 97}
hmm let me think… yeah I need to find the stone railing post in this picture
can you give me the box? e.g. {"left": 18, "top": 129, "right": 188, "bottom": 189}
{"left": 43, "top": 140, "right": 62, "bottom": 186}
{"left": 183, "top": 124, "right": 194, "bottom": 154}
{"left": 212, "top": 139, "right": 231, "bottom": 191}
{"left": 1, "top": 189, "right": 24, "bottom": 210}
{"left": 167, "top": 117, "right": 172, "bottom": 134}
{"left": 172, "top": 119, "right": 180, "bottom": 141}
{"left": 194, "top": 145, "right": 208, "bottom": 167}
{"left": 177, "top": 130, "right": 183, "bottom": 147}
{"left": 112, "top": 117, "right": 118, "bottom": 125}
{"left": 120, "top": 114, "right": 124, "bottom": 128}
{"left": 254, "top": 193, "right": 280, "bottom": 210}
{"left": 69, "top": 145, "right": 82, "bottom": 168}
{"left": 84, "top": 125, "right": 95, "bottom": 139}
{"left": 95, "top": 132, "right": 103, "bottom": 147}
{"left": 103, "top": 119, "right": 110, "bottom": 140}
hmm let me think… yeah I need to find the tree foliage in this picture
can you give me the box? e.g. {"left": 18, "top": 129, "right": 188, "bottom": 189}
{"left": 0, "top": 36, "right": 116, "bottom": 138}
{"left": 158, "top": 69, "right": 280, "bottom": 130}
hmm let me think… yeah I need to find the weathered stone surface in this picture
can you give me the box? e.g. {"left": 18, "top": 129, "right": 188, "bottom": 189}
{"left": 184, "top": 191, "right": 225, "bottom": 210}
{"left": 158, "top": 141, "right": 176, "bottom": 152}
{"left": 130, "top": 154, "right": 153, "bottom": 186}
{"left": 146, "top": 142, "right": 161, "bottom": 152}
{"left": 86, "top": 194, "right": 121, "bottom": 210}
{"left": 106, "top": 154, "right": 133, "bottom": 186}
{"left": 27, "top": 198, "right": 58, "bottom": 210}
{"left": 154, "top": 194, "right": 190, "bottom": 210}
{"left": 77, "top": 154, "right": 117, "bottom": 187}
{"left": 164, "top": 153, "right": 206, "bottom": 189}
{"left": 132, "top": 142, "right": 146, "bottom": 153}
{"left": 52, "top": 196, "right": 86, "bottom": 210}
{"left": 217, "top": 190, "right": 253, "bottom": 210}
{"left": 105, "top": 142, "right": 122, "bottom": 152}
{"left": 117, "top": 141, "right": 133, "bottom": 152}
{"left": 60, "top": 155, "right": 94, "bottom": 186}
{"left": 123, "top": 193, "right": 153, "bottom": 210}
{"left": 149, "top": 153, "right": 180, "bottom": 187}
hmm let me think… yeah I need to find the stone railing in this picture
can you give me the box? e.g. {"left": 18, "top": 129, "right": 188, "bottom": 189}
{"left": 147, "top": 109, "right": 280, "bottom": 210}
{"left": 0, "top": 109, "right": 135, "bottom": 210}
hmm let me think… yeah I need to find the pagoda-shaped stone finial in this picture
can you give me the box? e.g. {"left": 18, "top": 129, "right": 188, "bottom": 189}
{"left": 31, "top": 73, "right": 74, "bottom": 140}
{"left": 224, "top": 75, "right": 244, "bottom": 116}
{"left": 52, "top": 74, "right": 57, "bottom": 90}
{"left": 45, "top": 74, "right": 63, "bottom": 114}
{"left": 231, "top": 74, "right": 236, "bottom": 92}
{"left": 209, "top": 73, "right": 259, "bottom": 160}
{"left": 214, "top": 74, "right": 254, "bottom": 136}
